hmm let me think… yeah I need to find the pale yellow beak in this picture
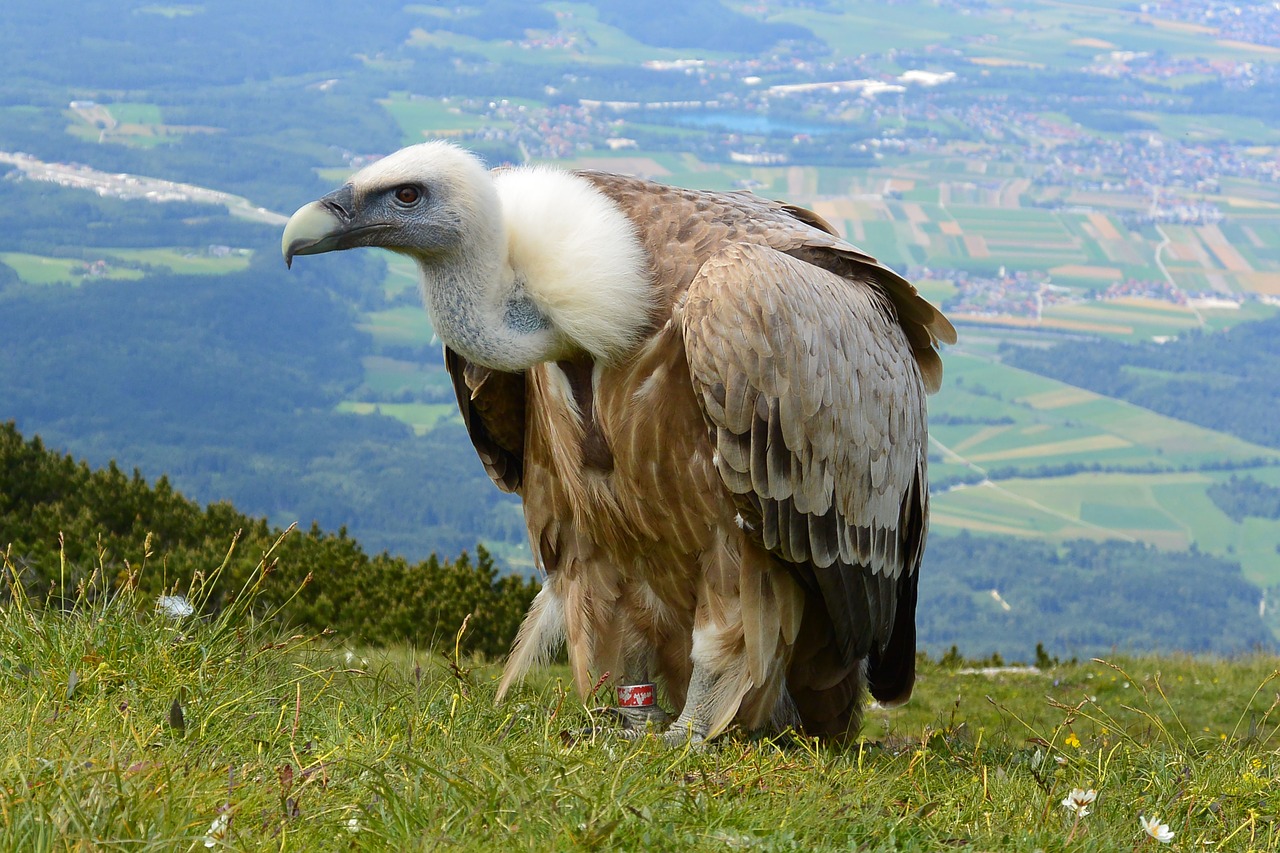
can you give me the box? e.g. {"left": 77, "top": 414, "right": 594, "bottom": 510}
{"left": 281, "top": 201, "right": 344, "bottom": 268}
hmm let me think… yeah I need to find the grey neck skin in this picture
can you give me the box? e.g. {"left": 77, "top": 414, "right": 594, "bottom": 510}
{"left": 414, "top": 252, "right": 569, "bottom": 373}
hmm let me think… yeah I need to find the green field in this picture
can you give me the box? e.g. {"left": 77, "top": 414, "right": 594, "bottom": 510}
{"left": 927, "top": 347, "right": 1280, "bottom": 583}
{"left": 107, "top": 102, "right": 164, "bottom": 125}
{"left": 6, "top": 561, "right": 1279, "bottom": 850}
{"left": 338, "top": 400, "right": 457, "bottom": 434}
{"left": 381, "top": 253, "right": 420, "bottom": 297}
{"left": 936, "top": 469, "right": 1280, "bottom": 589}
{"left": 357, "top": 305, "right": 436, "bottom": 347}
{"left": 100, "top": 247, "right": 253, "bottom": 275}
{"left": 380, "top": 93, "right": 493, "bottom": 145}
{"left": 0, "top": 248, "right": 251, "bottom": 284}
{"left": 358, "top": 355, "right": 452, "bottom": 398}
{"left": 65, "top": 98, "right": 212, "bottom": 148}
{"left": 0, "top": 252, "right": 144, "bottom": 285}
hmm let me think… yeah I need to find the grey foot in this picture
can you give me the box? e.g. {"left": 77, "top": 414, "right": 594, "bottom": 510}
{"left": 660, "top": 713, "right": 710, "bottom": 748}
{"left": 589, "top": 704, "right": 672, "bottom": 739}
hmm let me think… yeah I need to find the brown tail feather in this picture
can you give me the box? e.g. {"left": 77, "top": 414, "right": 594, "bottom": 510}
{"left": 785, "top": 591, "right": 866, "bottom": 740}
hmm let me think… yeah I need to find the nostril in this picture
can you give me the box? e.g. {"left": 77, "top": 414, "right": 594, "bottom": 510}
{"left": 319, "top": 185, "right": 356, "bottom": 221}
{"left": 322, "top": 198, "right": 350, "bottom": 219}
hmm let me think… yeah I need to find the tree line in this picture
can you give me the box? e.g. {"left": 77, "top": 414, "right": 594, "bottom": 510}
{"left": 917, "top": 531, "right": 1273, "bottom": 661}
{"left": 1207, "top": 474, "right": 1280, "bottom": 524}
{"left": 0, "top": 422, "right": 536, "bottom": 658}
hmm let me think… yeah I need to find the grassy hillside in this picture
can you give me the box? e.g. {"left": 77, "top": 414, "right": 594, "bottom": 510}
{"left": 3, "top": 550, "right": 1277, "bottom": 851}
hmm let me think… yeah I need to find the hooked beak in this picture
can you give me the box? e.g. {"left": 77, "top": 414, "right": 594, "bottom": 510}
{"left": 282, "top": 185, "right": 360, "bottom": 268}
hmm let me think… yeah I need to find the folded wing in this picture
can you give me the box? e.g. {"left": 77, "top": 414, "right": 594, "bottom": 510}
{"left": 680, "top": 243, "right": 931, "bottom": 704}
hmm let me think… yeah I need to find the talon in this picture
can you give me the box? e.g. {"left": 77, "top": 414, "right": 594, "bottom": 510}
{"left": 660, "top": 720, "right": 710, "bottom": 749}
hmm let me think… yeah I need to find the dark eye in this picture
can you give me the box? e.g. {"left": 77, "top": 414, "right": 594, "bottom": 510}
{"left": 393, "top": 185, "right": 421, "bottom": 205}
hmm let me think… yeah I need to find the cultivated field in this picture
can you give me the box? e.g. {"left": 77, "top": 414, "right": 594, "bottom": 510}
{"left": 66, "top": 100, "right": 217, "bottom": 148}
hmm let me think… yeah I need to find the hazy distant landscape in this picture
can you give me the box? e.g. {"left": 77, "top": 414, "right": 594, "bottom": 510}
{"left": 1, "top": 0, "right": 1278, "bottom": 657}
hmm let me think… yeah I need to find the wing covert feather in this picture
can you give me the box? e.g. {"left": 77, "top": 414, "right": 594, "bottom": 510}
{"left": 444, "top": 347, "right": 526, "bottom": 493}
{"left": 680, "top": 243, "right": 930, "bottom": 683}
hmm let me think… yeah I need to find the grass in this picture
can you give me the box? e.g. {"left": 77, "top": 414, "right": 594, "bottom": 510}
{"left": 0, "top": 253, "right": 144, "bottom": 286}
{"left": 379, "top": 94, "right": 492, "bottom": 146}
{"left": 107, "top": 103, "right": 164, "bottom": 126}
{"left": 380, "top": 253, "right": 420, "bottom": 298}
{"left": 336, "top": 401, "right": 457, "bottom": 434}
{"left": 4, "top": 539, "right": 1280, "bottom": 851}
{"left": 0, "top": 249, "right": 251, "bottom": 285}
{"left": 99, "top": 247, "right": 253, "bottom": 276}
{"left": 357, "top": 306, "right": 436, "bottom": 348}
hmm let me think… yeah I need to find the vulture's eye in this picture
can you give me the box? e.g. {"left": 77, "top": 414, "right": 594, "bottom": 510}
{"left": 393, "top": 185, "right": 422, "bottom": 206}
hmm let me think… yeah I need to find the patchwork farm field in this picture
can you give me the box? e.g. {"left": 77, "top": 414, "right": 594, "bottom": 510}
{"left": 933, "top": 471, "right": 1280, "bottom": 584}
{"left": 928, "top": 348, "right": 1280, "bottom": 587}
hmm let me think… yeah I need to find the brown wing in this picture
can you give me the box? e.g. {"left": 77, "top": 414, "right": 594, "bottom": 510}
{"left": 576, "top": 170, "right": 955, "bottom": 395}
{"left": 680, "top": 243, "right": 930, "bottom": 704}
{"left": 443, "top": 347, "right": 526, "bottom": 494}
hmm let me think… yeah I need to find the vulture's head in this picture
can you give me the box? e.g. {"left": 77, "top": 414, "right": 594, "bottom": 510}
{"left": 282, "top": 141, "right": 501, "bottom": 269}
{"left": 282, "top": 141, "right": 651, "bottom": 371}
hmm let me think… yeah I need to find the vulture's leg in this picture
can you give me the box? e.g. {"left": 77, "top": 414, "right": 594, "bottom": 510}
{"left": 660, "top": 541, "right": 803, "bottom": 746}
{"left": 591, "top": 646, "right": 672, "bottom": 737}
{"left": 660, "top": 662, "right": 718, "bottom": 745}
{"left": 660, "top": 615, "right": 753, "bottom": 746}
{"left": 596, "top": 700, "right": 671, "bottom": 738}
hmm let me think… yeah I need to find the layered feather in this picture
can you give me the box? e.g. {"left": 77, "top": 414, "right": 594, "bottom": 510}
{"left": 439, "top": 163, "right": 949, "bottom": 738}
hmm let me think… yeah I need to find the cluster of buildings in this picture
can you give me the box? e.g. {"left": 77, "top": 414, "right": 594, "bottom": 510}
{"left": 1034, "top": 135, "right": 1278, "bottom": 194}
{"left": 914, "top": 267, "right": 1056, "bottom": 320}
{"left": 1137, "top": 1, "right": 1280, "bottom": 48}
{"left": 923, "top": 263, "right": 1225, "bottom": 323}
{"left": 1087, "top": 50, "right": 1263, "bottom": 84}
{"left": 1097, "top": 277, "right": 1187, "bottom": 304}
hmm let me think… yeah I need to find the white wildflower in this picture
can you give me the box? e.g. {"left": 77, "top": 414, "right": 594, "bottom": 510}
{"left": 1139, "top": 815, "right": 1174, "bottom": 844}
{"left": 1061, "top": 788, "right": 1097, "bottom": 817}
{"left": 157, "top": 595, "right": 194, "bottom": 619}
{"left": 203, "top": 813, "right": 229, "bottom": 847}
{"left": 346, "top": 817, "right": 360, "bottom": 833}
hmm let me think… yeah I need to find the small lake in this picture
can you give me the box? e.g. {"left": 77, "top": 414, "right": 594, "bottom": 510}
{"left": 672, "top": 111, "right": 833, "bottom": 135}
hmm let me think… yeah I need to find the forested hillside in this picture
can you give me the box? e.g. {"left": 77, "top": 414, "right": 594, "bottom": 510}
{"left": 0, "top": 422, "right": 536, "bottom": 658}
{"left": 918, "top": 532, "right": 1272, "bottom": 660}
{"left": 3, "top": 422, "right": 1271, "bottom": 661}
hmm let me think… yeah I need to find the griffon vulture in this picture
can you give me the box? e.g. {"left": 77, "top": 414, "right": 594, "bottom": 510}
{"left": 283, "top": 141, "right": 954, "bottom": 743}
